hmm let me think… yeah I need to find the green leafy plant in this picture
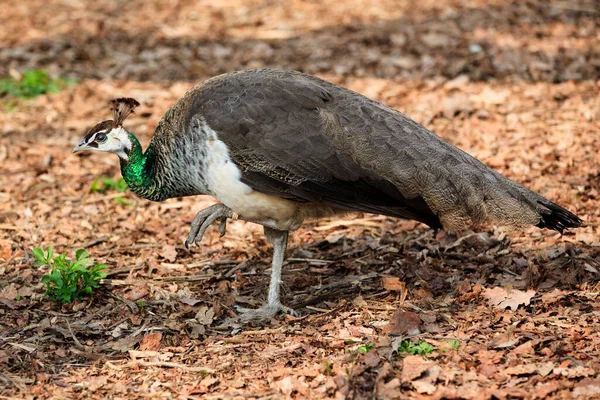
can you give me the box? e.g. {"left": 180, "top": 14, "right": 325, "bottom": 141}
{"left": 90, "top": 177, "right": 134, "bottom": 206}
{"left": 114, "top": 196, "right": 134, "bottom": 206}
{"left": 323, "top": 360, "right": 334, "bottom": 376}
{"left": 90, "top": 177, "right": 128, "bottom": 193}
{"left": 358, "top": 341, "right": 375, "bottom": 354}
{"left": 33, "top": 247, "right": 107, "bottom": 305}
{"left": 448, "top": 340, "right": 460, "bottom": 350}
{"left": 0, "top": 70, "right": 74, "bottom": 99}
{"left": 396, "top": 340, "right": 436, "bottom": 356}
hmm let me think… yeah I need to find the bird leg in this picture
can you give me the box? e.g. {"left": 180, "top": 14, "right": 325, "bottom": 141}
{"left": 235, "top": 227, "right": 298, "bottom": 320}
{"left": 185, "top": 205, "right": 296, "bottom": 320}
{"left": 184, "top": 203, "right": 234, "bottom": 248}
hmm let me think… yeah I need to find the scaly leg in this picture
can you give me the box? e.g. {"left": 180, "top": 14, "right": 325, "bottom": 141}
{"left": 184, "top": 204, "right": 235, "bottom": 248}
{"left": 235, "top": 227, "right": 298, "bottom": 320}
{"left": 185, "top": 206, "right": 297, "bottom": 320}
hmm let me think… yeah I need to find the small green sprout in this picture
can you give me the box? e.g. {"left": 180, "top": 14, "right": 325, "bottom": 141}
{"left": 323, "top": 360, "right": 334, "bottom": 376}
{"left": 0, "top": 70, "right": 74, "bottom": 99}
{"left": 396, "top": 340, "right": 435, "bottom": 356}
{"left": 33, "top": 247, "right": 107, "bottom": 305}
{"left": 90, "top": 177, "right": 128, "bottom": 193}
{"left": 114, "top": 196, "right": 134, "bottom": 206}
{"left": 358, "top": 341, "right": 375, "bottom": 354}
{"left": 91, "top": 177, "right": 134, "bottom": 205}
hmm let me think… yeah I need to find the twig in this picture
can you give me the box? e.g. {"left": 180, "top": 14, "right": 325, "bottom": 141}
{"left": 287, "top": 258, "right": 333, "bottom": 264}
{"left": 107, "top": 293, "right": 139, "bottom": 313}
{"left": 79, "top": 236, "right": 110, "bottom": 249}
{"left": 501, "top": 267, "right": 520, "bottom": 277}
{"left": 241, "top": 327, "right": 286, "bottom": 336}
{"left": 152, "top": 274, "right": 214, "bottom": 282}
{"left": 421, "top": 335, "right": 476, "bottom": 343}
{"left": 105, "top": 360, "right": 214, "bottom": 373}
{"left": 305, "top": 306, "right": 331, "bottom": 313}
{"left": 105, "top": 262, "right": 145, "bottom": 277}
{"left": 66, "top": 320, "right": 85, "bottom": 351}
{"left": 403, "top": 301, "right": 427, "bottom": 313}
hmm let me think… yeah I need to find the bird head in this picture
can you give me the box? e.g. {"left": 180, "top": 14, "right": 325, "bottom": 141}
{"left": 72, "top": 98, "right": 140, "bottom": 160}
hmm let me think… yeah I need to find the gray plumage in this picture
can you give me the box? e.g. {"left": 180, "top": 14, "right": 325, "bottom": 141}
{"left": 152, "top": 68, "right": 581, "bottom": 233}
{"left": 75, "top": 69, "right": 581, "bottom": 320}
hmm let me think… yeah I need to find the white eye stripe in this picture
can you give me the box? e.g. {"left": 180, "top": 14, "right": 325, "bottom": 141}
{"left": 93, "top": 130, "right": 109, "bottom": 142}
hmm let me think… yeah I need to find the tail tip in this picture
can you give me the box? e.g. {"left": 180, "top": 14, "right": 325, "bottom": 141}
{"left": 536, "top": 201, "right": 583, "bottom": 233}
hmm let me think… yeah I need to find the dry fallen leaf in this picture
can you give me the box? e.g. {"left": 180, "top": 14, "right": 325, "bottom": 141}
{"left": 382, "top": 277, "right": 406, "bottom": 292}
{"left": 160, "top": 244, "right": 178, "bottom": 262}
{"left": 384, "top": 311, "right": 421, "bottom": 336}
{"left": 124, "top": 283, "right": 150, "bottom": 301}
{"left": 401, "top": 355, "right": 439, "bottom": 382}
{"left": 412, "top": 380, "right": 437, "bottom": 395}
{"left": 195, "top": 306, "right": 215, "bottom": 325}
{"left": 139, "top": 332, "right": 162, "bottom": 351}
{"left": 483, "top": 287, "right": 536, "bottom": 311}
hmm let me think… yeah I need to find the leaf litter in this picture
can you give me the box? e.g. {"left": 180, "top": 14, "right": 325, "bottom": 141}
{"left": 1, "top": 0, "right": 600, "bottom": 398}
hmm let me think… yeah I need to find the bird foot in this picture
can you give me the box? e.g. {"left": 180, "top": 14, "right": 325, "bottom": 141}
{"left": 185, "top": 204, "right": 234, "bottom": 248}
{"left": 232, "top": 302, "right": 299, "bottom": 322}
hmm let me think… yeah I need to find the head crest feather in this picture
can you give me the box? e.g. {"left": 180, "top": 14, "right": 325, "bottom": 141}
{"left": 112, "top": 98, "right": 140, "bottom": 125}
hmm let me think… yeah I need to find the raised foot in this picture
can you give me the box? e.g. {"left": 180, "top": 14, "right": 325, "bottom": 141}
{"left": 185, "top": 204, "right": 234, "bottom": 248}
{"left": 234, "top": 302, "right": 299, "bottom": 322}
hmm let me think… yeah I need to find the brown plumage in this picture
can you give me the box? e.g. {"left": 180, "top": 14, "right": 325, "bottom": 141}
{"left": 112, "top": 97, "right": 140, "bottom": 126}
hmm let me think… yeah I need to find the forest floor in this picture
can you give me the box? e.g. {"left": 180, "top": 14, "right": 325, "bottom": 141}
{"left": 1, "top": 0, "right": 600, "bottom": 399}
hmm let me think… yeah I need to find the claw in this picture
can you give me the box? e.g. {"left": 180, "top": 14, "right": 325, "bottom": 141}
{"left": 217, "top": 217, "right": 227, "bottom": 237}
{"left": 185, "top": 204, "right": 234, "bottom": 248}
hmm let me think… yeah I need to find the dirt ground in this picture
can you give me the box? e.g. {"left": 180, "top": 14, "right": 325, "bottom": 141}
{"left": 1, "top": 0, "right": 599, "bottom": 398}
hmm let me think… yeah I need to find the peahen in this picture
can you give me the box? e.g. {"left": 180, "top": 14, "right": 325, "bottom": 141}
{"left": 72, "top": 69, "right": 582, "bottom": 320}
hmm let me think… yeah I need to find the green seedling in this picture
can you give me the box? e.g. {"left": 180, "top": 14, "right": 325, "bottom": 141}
{"left": 358, "top": 341, "right": 375, "bottom": 354}
{"left": 90, "top": 177, "right": 128, "bottom": 193}
{"left": 0, "top": 70, "right": 74, "bottom": 99}
{"left": 90, "top": 177, "right": 134, "bottom": 206}
{"left": 33, "top": 247, "right": 107, "bottom": 305}
{"left": 114, "top": 196, "right": 134, "bottom": 206}
{"left": 323, "top": 360, "right": 334, "bottom": 376}
{"left": 396, "top": 340, "right": 436, "bottom": 356}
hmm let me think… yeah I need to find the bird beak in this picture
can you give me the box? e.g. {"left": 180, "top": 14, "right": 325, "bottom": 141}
{"left": 72, "top": 139, "right": 89, "bottom": 154}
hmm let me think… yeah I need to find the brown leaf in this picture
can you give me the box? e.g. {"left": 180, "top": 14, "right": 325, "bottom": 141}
{"left": 0, "top": 239, "right": 12, "bottom": 260}
{"left": 124, "top": 283, "right": 149, "bottom": 301}
{"left": 573, "top": 379, "right": 600, "bottom": 397}
{"left": 483, "top": 287, "right": 536, "bottom": 311}
{"left": 381, "top": 277, "right": 405, "bottom": 292}
{"left": 512, "top": 339, "right": 538, "bottom": 355}
{"left": 160, "top": 244, "right": 177, "bottom": 262}
{"left": 412, "top": 380, "right": 437, "bottom": 395}
{"left": 139, "top": 332, "right": 162, "bottom": 351}
{"left": 195, "top": 306, "right": 215, "bottom": 325}
{"left": 504, "top": 363, "right": 537, "bottom": 376}
{"left": 541, "top": 288, "right": 565, "bottom": 304}
{"left": 553, "top": 366, "right": 595, "bottom": 379}
{"left": 179, "top": 297, "right": 203, "bottom": 306}
{"left": 490, "top": 326, "right": 518, "bottom": 349}
{"left": 384, "top": 311, "right": 421, "bottom": 335}
{"left": 401, "top": 355, "right": 439, "bottom": 382}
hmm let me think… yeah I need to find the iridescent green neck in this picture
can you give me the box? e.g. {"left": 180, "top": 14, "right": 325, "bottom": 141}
{"left": 120, "top": 132, "right": 163, "bottom": 201}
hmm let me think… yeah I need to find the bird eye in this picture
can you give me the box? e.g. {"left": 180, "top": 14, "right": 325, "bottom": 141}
{"left": 96, "top": 133, "right": 107, "bottom": 142}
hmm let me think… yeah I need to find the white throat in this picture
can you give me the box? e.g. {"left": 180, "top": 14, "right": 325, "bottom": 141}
{"left": 110, "top": 126, "right": 132, "bottom": 160}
